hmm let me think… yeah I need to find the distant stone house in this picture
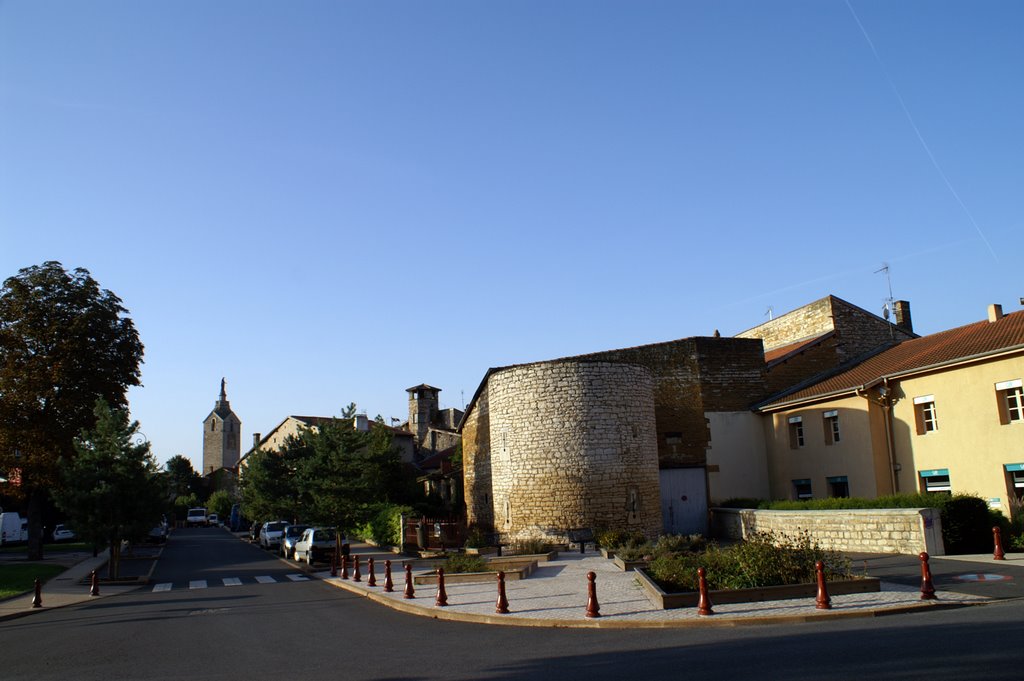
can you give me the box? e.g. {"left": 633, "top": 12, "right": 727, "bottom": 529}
{"left": 756, "top": 304, "right": 1024, "bottom": 517}
{"left": 459, "top": 295, "right": 919, "bottom": 544}
{"left": 402, "top": 384, "right": 462, "bottom": 462}
{"left": 238, "top": 414, "right": 416, "bottom": 474}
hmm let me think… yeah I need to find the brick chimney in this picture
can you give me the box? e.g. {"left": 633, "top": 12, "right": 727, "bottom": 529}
{"left": 893, "top": 300, "right": 913, "bottom": 334}
{"left": 988, "top": 304, "right": 1004, "bottom": 323}
{"left": 252, "top": 433, "right": 261, "bottom": 449}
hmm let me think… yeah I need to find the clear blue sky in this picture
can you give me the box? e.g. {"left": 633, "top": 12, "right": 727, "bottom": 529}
{"left": 2, "top": 1, "right": 1021, "bottom": 468}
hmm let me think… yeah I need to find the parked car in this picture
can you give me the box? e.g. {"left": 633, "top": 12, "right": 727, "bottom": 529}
{"left": 294, "top": 527, "right": 336, "bottom": 566}
{"left": 259, "top": 521, "right": 288, "bottom": 550}
{"left": 147, "top": 524, "right": 167, "bottom": 543}
{"left": 186, "top": 508, "right": 208, "bottom": 527}
{"left": 51, "top": 524, "right": 76, "bottom": 542}
{"left": 249, "top": 522, "right": 264, "bottom": 543}
{"left": 207, "top": 513, "right": 220, "bottom": 527}
{"left": 280, "top": 524, "right": 310, "bottom": 559}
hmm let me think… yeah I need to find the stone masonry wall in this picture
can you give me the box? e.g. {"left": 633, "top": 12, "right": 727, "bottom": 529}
{"left": 711, "top": 507, "right": 945, "bottom": 555}
{"left": 736, "top": 297, "right": 835, "bottom": 352}
{"left": 462, "top": 387, "right": 493, "bottom": 530}
{"left": 487, "top": 361, "right": 662, "bottom": 543}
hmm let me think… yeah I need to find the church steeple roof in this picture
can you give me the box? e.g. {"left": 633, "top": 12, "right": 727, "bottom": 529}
{"left": 209, "top": 377, "right": 236, "bottom": 420}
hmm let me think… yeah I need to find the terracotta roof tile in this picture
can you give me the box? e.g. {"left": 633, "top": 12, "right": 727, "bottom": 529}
{"left": 760, "top": 310, "right": 1024, "bottom": 409}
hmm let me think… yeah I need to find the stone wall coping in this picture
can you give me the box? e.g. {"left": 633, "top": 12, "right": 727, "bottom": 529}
{"left": 711, "top": 507, "right": 934, "bottom": 516}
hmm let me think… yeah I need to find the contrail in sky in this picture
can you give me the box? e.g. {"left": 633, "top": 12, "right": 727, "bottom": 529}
{"left": 844, "top": 0, "right": 998, "bottom": 262}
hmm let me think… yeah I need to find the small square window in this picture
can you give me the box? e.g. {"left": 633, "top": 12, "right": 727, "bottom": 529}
{"left": 793, "top": 479, "right": 812, "bottom": 500}
{"left": 827, "top": 476, "right": 849, "bottom": 498}
{"left": 920, "top": 470, "right": 951, "bottom": 494}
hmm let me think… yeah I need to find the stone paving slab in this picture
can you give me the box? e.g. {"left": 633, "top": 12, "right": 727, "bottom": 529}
{"left": 319, "top": 551, "right": 988, "bottom": 628}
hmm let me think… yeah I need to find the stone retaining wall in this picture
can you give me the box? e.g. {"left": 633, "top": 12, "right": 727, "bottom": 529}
{"left": 710, "top": 507, "right": 944, "bottom": 555}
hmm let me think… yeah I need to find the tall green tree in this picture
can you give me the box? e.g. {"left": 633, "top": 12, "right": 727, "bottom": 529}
{"left": 53, "top": 400, "right": 164, "bottom": 578}
{"left": 239, "top": 443, "right": 307, "bottom": 524}
{"left": 165, "top": 454, "right": 202, "bottom": 500}
{"left": 0, "top": 262, "right": 144, "bottom": 560}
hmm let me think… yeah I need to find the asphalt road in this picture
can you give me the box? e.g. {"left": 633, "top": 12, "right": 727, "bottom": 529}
{"left": 4, "top": 528, "right": 1023, "bottom": 681}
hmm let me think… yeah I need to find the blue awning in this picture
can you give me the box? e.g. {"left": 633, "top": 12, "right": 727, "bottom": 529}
{"left": 920, "top": 468, "right": 950, "bottom": 478}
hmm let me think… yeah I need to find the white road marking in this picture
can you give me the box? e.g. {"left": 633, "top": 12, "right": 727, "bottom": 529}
{"left": 222, "top": 577, "right": 242, "bottom": 586}
{"left": 286, "top": 574, "right": 309, "bottom": 582}
{"left": 189, "top": 580, "right": 208, "bottom": 589}
{"left": 255, "top": 575, "right": 276, "bottom": 584}
{"left": 152, "top": 583, "right": 172, "bottom": 593}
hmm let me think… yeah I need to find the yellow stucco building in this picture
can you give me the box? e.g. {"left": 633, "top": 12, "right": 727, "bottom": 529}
{"left": 756, "top": 304, "right": 1024, "bottom": 516}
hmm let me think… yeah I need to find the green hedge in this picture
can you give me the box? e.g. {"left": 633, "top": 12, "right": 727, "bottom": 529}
{"left": 718, "top": 492, "right": 998, "bottom": 554}
{"left": 356, "top": 503, "right": 414, "bottom": 547}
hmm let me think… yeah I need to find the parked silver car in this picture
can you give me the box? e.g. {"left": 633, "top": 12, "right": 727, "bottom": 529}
{"left": 259, "top": 520, "right": 288, "bottom": 550}
{"left": 294, "top": 527, "right": 336, "bottom": 565}
{"left": 280, "top": 524, "right": 310, "bottom": 559}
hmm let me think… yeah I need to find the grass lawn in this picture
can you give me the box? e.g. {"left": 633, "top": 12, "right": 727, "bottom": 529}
{"left": 0, "top": 564, "right": 66, "bottom": 600}
{"left": 0, "top": 542, "right": 91, "bottom": 554}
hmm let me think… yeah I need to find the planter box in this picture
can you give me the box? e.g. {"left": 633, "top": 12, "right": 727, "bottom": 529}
{"left": 487, "top": 551, "right": 558, "bottom": 563}
{"left": 414, "top": 560, "right": 538, "bottom": 585}
{"left": 465, "top": 546, "right": 500, "bottom": 556}
{"left": 613, "top": 556, "right": 649, "bottom": 571}
{"left": 600, "top": 548, "right": 614, "bottom": 559}
{"left": 634, "top": 567, "right": 881, "bottom": 609}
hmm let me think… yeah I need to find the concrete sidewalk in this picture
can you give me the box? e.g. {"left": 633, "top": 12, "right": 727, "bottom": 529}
{"left": 0, "top": 550, "right": 141, "bottom": 621}
{"left": 317, "top": 546, "right": 1010, "bottom": 628}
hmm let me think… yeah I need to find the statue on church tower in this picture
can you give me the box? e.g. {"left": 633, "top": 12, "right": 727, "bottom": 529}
{"left": 202, "top": 378, "right": 241, "bottom": 476}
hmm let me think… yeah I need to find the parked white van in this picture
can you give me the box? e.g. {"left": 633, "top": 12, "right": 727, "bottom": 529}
{"left": 186, "top": 508, "right": 208, "bottom": 527}
{"left": 0, "top": 512, "right": 28, "bottom": 545}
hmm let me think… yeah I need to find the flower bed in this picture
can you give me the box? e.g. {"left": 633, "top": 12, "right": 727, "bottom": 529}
{"left": 413, "top": 560, "right": 538, "bottom": 585}
{"left": 634, "top": 567, "right": 880, "bottom": 609}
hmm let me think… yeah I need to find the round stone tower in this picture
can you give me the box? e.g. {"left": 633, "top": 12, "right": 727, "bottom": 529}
{"left": 485, "top": 360, "right": 661, "bottom": 543}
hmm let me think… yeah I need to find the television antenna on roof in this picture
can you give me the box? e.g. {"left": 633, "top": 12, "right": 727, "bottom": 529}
{"left": 875, "top": 263, "right": 895, "bottom": 337}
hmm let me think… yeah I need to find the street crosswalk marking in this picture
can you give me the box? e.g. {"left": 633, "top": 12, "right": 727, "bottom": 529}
{"left": 148, "top": 574, "right": 314, "bottom": 592}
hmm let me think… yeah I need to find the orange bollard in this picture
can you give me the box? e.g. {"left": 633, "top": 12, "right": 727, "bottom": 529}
{"left": 32, "top": 578, "right": 42, "bottom": 608}
{"left": 495, "top": 571, "right": 510, "bottom": 614}
{"left": 90, "top": 570, "right": 100, "bottom": 597}
{"left": 994, "top": 527, "right": 1006, "bottom": 561}
{"left": 367, "top": 557, "right": 377, "bottom": 587}
{"left": 384, "top": 560, "right": 394, "bottom": 592}
{"left": 341, "top": 555, "right": 349, "bottom": 580}
{"left": 815, "top": 561, "right": 832, "bottom": 610}
{"left": 404, "top": 563, "right": 415, "bottom": 599}
{"left": 697, "top": 567, "right": 714, "bottom": 616}
{"left": 353, "top": 556, "right": 361, "bottom": 582}
{"left": 435, "top": 568, "right": 448, "bottom": 607}
{"left": 919, "top": 552, "right": 937, "bottom": 600}
{"left": 585, "top": 571, "right": 600, "bottom": 618}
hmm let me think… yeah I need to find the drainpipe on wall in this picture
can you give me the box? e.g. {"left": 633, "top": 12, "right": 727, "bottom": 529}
{"left": 857, "top": 380, "right": 899, "bottom": 495}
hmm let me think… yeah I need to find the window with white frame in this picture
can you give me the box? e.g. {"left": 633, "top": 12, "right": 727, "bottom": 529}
{"left": 788, "top": 416, "right": 804, "bottom": 449}
{"left": 823, "top": 410, "right": 840, "bottom": 445}
{"left": 914, "top": 395, "right": 938, "bottom": 434}
{"left": 1005, "top": 464, "right": 1024, "bottom": 502}
{"left": 995, "top": 379, "right": 1023, "bottom": 424}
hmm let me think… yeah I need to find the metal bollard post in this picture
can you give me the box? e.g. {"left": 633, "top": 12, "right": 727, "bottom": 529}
{"left": 330, "top": 551, "right": 338, "bottom": 578}
{"left": 32, "top": 578, "right": 42, "bottom": 608}
{"left": 435, "top": 568, "right": 448, "bottom": 607}
{"left": 384, "top": 560, "right": 394, "bottom": 593}
{"left": 495, "top": 571, "right": 510, "bottom": 614}
{"left": 815, "top": 561, "right": 832, "bottom": 610}
{"left": 993, "top": 527, "right": 1006, "bottom": 561}
{"left": 404, "top": 563, "right": 415, "bottom": 599}
{"left": 90, "top": 570, "right": 100, "bottom": 597}
{"left": 341, "top": 555, "right": 349, "bottom": 580}
{"left": 367, "top": 557, "right": 377, "bottom": 587}
{"left": 353, "top": 556, "right": 361, "bottom": 582}
{"left": 697, "top": 567, "right": 714, "bottom": 616}
{"left": 585, "top": 571, "right": 600, "bottom": 618}
{"left": 919, "top": 552, "right": 937, "bottom": 600}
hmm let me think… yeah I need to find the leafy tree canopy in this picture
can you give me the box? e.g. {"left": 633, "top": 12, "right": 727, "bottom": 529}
{"left": 0, "top": 262, "right": 144, "bottom": 559}
{"left": 165, "top": 454, "right": 202, "bottom": 499}
{"left": 206, "top": 489, "right": 234, "bottom": 519}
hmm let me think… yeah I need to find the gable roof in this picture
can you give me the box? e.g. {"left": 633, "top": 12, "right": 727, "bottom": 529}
{"left": 759, "top": 310, "right": 1024, "bottom": 410}
{"left": 764, "top": 331, "right": 835, "bottom": 367}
